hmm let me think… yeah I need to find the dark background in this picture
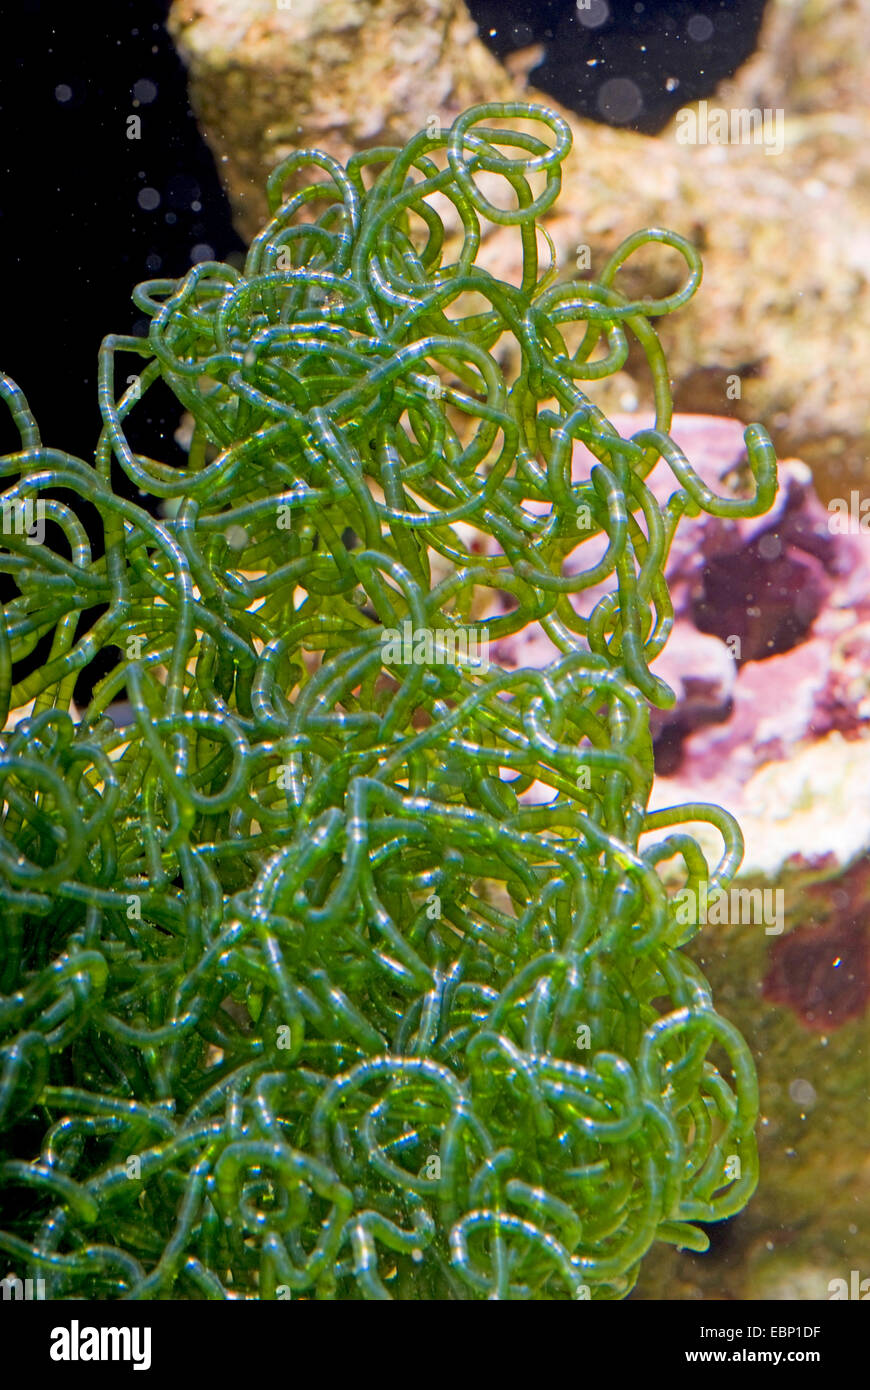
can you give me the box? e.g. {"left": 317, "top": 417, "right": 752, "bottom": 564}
{"left": 467, "top": 0, "right": 766, "bottom": 130}
{"left": 0, "top": 0, "right": 242, "bottom": 471}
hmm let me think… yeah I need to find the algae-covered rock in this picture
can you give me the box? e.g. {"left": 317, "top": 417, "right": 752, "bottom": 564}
{"left": 632, "top": 882, "right": 869, "bottom": 1302}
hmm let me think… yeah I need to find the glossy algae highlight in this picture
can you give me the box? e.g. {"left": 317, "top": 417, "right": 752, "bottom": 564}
{"left": 0, "top": 103, "right": 775, "bottom": 1299}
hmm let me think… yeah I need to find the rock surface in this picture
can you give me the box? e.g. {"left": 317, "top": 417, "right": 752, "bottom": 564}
{"left": 721, "top": 0, "right": 870, "bottom": 119}
{"left": 166, "top": 0, "right": 515, "bottom": 241}
{"left": 168, "top": 0, "right": 870, "bottom": 494}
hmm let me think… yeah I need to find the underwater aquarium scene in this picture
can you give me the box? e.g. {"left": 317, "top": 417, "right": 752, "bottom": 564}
{"left": 0, "top": 0, "right": 866, "bottom": 1358}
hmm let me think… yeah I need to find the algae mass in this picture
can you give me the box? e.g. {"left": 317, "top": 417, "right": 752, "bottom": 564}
{"left": 0, "top": 103, "right": 776, "bottom": 1299}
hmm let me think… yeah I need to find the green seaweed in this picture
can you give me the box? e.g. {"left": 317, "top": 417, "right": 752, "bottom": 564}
{"left": 0, "top": 102, "right": 776, "bottom": 1300}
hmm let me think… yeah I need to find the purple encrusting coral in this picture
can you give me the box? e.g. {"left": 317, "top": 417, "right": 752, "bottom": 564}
{"left": 485, "top": 413, "right": 870, "bottom": 1036}
{"left": 762, "top": 915, "right": 870, "bottom": 1030}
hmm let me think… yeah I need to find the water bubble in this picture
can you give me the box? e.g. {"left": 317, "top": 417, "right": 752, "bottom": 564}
{"left": 191, "top": 243, "right": 215, "bottom": 263}
{"left": 137, "top": 187, "right": 160, "bottom": 211}
{"left": 687, "top": 14, "right": 714, "bottom": 42}
{"left": 758, "top": 533, "right": 781, "bottom": 560}
{"left": 577, "top": 0, "right": 609, "bottom": 29}
{"left": 55, "top": 84, "right": 72, "bottom": 103}
{"left": 133, "top": 79, "right": 158, "bottom": 104}
{"left": 596, "top": 78, "right": 643, "bottom": 124}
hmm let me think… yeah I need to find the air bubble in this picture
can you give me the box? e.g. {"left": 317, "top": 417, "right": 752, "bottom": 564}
{"left": 596, "top": 77, "right": 643, "bottom": 124}
{"left": 133, "top": 79, "right": 158, "bottom": 104}
{"left": 577, "top": 0, "right": 609, "bottom": 29}
{"left": 687, "top": 14, "right": 714, "bottom": 42}
{"left": 758, "top": 533, "right": 781, "bottom": 560}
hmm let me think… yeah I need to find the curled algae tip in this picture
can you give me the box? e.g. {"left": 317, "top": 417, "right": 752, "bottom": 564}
{"left": 0, "top": 101, "right": 774, "bottom": 1300}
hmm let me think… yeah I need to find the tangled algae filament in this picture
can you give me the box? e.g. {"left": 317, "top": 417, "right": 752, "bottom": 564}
{"left": 0, "top": 102, "right": 776, "bottom": 1300}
